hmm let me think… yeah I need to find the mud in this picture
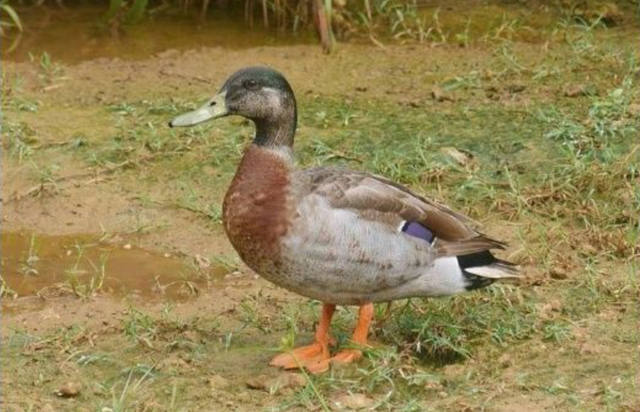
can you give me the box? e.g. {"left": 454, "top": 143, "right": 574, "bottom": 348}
{"left": 1, "top": 231, "right": 227, "bottom": 307}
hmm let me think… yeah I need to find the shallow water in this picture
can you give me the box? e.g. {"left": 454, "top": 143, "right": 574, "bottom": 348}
{"left": 1, "top": 232, "right": 227, "bottom": 304}
{"left": 1, "top": 4, "right": 313, "bottom": 64}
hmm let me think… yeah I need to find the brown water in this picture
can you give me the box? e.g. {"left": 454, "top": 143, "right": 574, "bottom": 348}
{"left": 1, "top": 232, "right": 227, "bottom": 304}
{"left": 1, "top": 4, "right": 314, "bottom": 64}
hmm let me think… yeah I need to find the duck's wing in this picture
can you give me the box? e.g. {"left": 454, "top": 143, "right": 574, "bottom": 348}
{"left": 296, "top": 167, "right": 506, "bottom": 257}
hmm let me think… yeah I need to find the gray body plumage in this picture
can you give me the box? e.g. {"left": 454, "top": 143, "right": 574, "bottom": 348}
{"left": 251, "top": 149, "right": 514, "bottom": 305}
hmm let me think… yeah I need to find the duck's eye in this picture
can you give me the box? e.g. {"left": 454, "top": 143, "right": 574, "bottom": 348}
{"left": 242, "top": 79, "right": 259, "bottom": 90}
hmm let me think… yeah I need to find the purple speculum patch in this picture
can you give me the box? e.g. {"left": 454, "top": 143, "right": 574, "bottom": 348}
{"left": 401, "top": 221, "right": 434, "bottom": 243}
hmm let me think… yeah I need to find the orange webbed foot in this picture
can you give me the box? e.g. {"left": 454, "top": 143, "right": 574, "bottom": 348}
{"left": 270, "top": 303, "right": 374, "bottom": 374}
{"left": 271, "top": 303, "right": 336, "bottom": 374}
{"left": 270, "top": 342, "right": 329, "bottom": 371}
{"left": 330, "top": 348, "right": 363, "bottom": 365}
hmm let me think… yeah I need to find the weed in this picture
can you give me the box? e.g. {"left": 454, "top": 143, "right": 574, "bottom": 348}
{"left": 103, "top": 364, "right": 157, "bottom": 412}
{"left": 29, "top": 51, "right": 64, "bottom": 84}
{"left": 20, "top": 233, "right": 39, "bottom": 276}
{"left": 63, "top": 244, "right": 107, "bottom": 298}
{"left": 0, "top": 274, "right": 18, "bottom": 298}
{"left": 123, "top": 307, "right": 158, "bottom": 347}
{"left": 0, "top": 1, "right": 22, "bottom": 35}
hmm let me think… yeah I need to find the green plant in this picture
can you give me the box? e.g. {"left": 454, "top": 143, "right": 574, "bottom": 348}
{"left": 105, "top": 0, "right": 150, "bottom": 26}
{"left": 64, "top": 245, "right": 107, "bottom": 298}
{"left": 0, "top": 275, "right": 18, "bottom": 299}
{"left": 20, "top": 233, "right": 40, "bottom": 276}
{"left": 0, "top": 0, "right": 22, "bottom": 36}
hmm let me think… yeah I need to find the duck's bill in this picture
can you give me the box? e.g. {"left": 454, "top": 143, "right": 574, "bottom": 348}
{"left": 169, "top": 92, "right": 228, "bottom": 127}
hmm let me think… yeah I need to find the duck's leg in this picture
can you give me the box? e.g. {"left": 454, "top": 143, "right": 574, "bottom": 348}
{"left": 330, "top": 302, "right": 373, "bottom": 365}
{"left": 270, "top": 303, "right": 335, "bottom": 373}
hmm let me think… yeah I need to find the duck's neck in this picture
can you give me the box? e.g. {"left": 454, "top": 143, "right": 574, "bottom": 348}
{"left": 252, "top": 99, "right": 297, "bottom": 148}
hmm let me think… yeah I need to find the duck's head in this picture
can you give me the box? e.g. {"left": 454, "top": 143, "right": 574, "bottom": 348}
{"left": 169, "top": 66, "right": 297, "bottom": 147}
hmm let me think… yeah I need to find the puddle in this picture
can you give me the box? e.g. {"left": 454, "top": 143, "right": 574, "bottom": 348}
{"left": 1, "top": 232, "right": 228, "bottom": 307}
{"left": 1, "top": 4, "right": 314, "bottom": 64}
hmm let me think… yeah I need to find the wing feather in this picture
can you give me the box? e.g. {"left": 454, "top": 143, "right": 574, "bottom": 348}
{"left": 295, "top": 167, "right": 505, "bottom": 256}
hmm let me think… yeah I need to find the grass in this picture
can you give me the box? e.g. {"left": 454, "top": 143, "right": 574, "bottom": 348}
{"left": 2, "top": 8, "right": 639, "bottom": 411}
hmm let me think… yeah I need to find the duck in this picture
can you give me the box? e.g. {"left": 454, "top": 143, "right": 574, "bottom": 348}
{"left": 169, "top": 66, "right": 519, "bottom": 373}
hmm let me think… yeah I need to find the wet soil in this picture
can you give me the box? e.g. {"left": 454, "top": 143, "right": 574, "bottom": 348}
{"left": 1, "top": 231, "right": 228, "bottom": 310}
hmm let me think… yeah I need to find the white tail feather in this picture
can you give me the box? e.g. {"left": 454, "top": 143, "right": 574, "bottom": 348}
{"left": 464, "top": 264, "right": 521, "bottom": 279}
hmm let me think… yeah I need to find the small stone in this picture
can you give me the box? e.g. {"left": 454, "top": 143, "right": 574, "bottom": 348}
{"left": 123, "top": 243, "right": 132, "bottom": 250}
{"left": 246, "top": 375, "right": 269, "bottom": 390}
{"left": 333, "top": 393, "right": 374, "bottom": 410}
{"left": 56, "top": 382, "right": 81, "bottom": 398}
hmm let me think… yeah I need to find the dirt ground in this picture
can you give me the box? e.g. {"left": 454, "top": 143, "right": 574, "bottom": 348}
{"left": 2, "top": 4, "right": 639, "bottom": 410}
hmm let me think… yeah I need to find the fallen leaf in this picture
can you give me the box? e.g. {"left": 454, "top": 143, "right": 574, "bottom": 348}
{"left": 245, "top": 375, "right": 269, "bottom": 390}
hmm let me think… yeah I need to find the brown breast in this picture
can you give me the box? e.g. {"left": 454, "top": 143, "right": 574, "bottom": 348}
{"left": 222, "top": 145, "right": 292, "bottom": 270}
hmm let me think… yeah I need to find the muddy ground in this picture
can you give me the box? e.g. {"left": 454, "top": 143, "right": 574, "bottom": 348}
{"left": 2, "top": 4, "right": 640, "bottom": 411}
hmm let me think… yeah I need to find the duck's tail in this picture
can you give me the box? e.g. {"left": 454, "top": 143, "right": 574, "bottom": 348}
{"left": 457, "top": 251, "right": 520, "bottom": 291}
